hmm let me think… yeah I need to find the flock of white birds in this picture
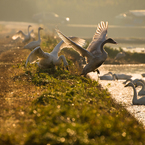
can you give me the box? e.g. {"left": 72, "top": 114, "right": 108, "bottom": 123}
{"left": 12, "top": 21, "right": 117, "bottom": 75}
{"left": 99, "top": 71, "right": 145, "bottom": 105}
{"left": 12, "top": 21, "right": 145, "bottom": 105}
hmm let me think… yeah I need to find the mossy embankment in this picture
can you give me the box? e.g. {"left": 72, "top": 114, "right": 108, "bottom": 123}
{"left": 1, "top": 35, "right": 145, "bottom": 145}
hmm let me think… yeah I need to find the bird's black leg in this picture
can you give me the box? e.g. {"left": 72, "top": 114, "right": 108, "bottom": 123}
{"left": 93, "top": 69, "right": 100, "bottom": 74}
{"left": 96, "top": 69, "right": 100, "bottom": 74}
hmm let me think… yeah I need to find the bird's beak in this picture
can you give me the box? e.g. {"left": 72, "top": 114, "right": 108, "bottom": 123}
{"left": 66, "top": 66, "right": 69, "bottom": 71}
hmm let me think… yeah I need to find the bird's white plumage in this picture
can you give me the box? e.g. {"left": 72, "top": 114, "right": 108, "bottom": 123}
{"left": 92, "top": 21, "right": 108, "bottom": 42}
{"left": 25, "top": 46, "right": 49, "bottom": 65}
{"left": 52, "top": 36, "right": 86, "bottom": 56}
{"left": 12, "top": 25, "right": 34, "bottom": 43}
{"left": 114, "top": 52, "right": 126, "bottom": 60}
{"left": 135, "top": 81, "right": 145, "bottom": 96}
{"left": 56, "top": 29, "right": 93, "bottom": 61}
{"left": 87, "top": 21, "right": 108, "bottom": 55}
{"left": 115, "top": 73, "right": 132, "bottom": 80}
{"left": 12, "top": 30, "right": 25, "bottom": 40}
{"left": 25, "top": 37, "right": 86, "bottom": 69}
{"left": 125, "top": 82, "right": 145, "bottom": 105}
{"left": 99, "top": 72, "right": 117, "bottom": 80}
{"left": 23, "top": 27, "right": 43, "bottom": 51}
{"left": 56, "top": 21, "right": 117, "bottom": 76}
{"left": 123, "top": 78, "right": 141, "bottom": 84}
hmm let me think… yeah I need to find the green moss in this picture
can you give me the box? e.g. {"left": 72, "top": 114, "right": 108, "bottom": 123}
{"left": 1, "top": 35, "right": 145, "bottom": 145}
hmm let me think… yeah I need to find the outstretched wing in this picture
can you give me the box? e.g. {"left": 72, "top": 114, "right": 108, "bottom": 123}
{"left": 25, "top": 46, "right": 49, "bottom": 67}
{"left": 12, "top": 30, "right": 26, "bottom": 40}
{"left": 87, "top": 21, "right": 108, "bottom": 53}
{"left": 56, "top": 29, "right": 93, "bottom": 60}
{"left": 60, "top": 36, "right": 86, "bottom": 50}
{"left": 51, "top": 36, "right": 86, "bottom": 55}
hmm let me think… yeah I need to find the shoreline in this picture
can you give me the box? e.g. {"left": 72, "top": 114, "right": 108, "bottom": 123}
{"left": 87, "top": 71, "right": 145, "bottom": 128}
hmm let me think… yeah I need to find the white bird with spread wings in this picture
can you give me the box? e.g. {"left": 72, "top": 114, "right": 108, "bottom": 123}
{"left": 25, "top": 37, "right": 86, "bottom": 70}
{"left": 12, "top": 25, "right": 34, "bottom": 43}
{"left": 56, "top": 21, "right": 117, "bottom": 76}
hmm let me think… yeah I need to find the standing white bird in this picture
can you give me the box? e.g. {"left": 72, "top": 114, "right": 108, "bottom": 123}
{"left": 23, "top": 27, "right": 43, "bottom": 51}
{"left": 56, "top": 21, "right": 117, "bottom": 76}
{"left": 25, "top": 37, "right": 86, "bottom": 69}
{"left": 125, "top": 82, "right": 145, "bottom": 105}
{"left": 12, "top": 25, "right": 34, "bottom": 43}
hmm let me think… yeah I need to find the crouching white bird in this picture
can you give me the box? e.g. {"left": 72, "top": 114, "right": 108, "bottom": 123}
{"left": 25, "top": 37, "right": 86, "bottom": 69}
{"left": 99, "top": 72, "right": 118, "bottom": 80}
{"left": 12, "top": 25, "right": 34, "bottom": 43}
{"left": 23, "top": 27, "right": 43, "bottom": 51}
{"left": 56, "top": 21, "right": 117, "bottom": 76}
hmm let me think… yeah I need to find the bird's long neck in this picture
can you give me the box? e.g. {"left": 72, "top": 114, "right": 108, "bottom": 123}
{"left": 100, "top": 41, "right": 108, "bottom": 61}
{"left": 38, "top": 29, "right": 41, "bottom": 41}
{"left": 113, "top": 74, "right": 118, "bottom": 80}
{"left": 125, "top": 78, "right": 133, "bottom": 84}
{"left": 28, "top": 26, "right": 30, "bottom": 34}
{"left": 100, "top": 41, "right": 108, "bottom": 54}
{"left": 140, "top": 83, "right": 145, "bottom": 91}
{"left": 131, "top": 84, "right": 138, "bottom": 104}
{"left": 139, "top": 80, "right": 145, "bottom": 89}
{"left": 51, "top": 41, "right": 64, "bottom": 56}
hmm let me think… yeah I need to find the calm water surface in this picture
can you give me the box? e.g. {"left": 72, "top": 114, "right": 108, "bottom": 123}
{"left": 99, "top": 64, "right": 145, "bottom": 77}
